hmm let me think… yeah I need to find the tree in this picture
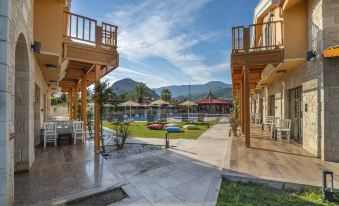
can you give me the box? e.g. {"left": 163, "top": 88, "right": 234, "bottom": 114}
{"left": 160, "top": 88, "right": 172, "bottom": 102}
{"left": 132, "top": 83, "right": 149, "bottom": 103}
{"left": 93, "top": 80, "right": 115, "bottom": 153}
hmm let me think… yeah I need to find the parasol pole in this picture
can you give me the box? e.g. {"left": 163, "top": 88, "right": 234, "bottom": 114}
{"left": 129, "top": 105, "right": 132, "bottom": 120}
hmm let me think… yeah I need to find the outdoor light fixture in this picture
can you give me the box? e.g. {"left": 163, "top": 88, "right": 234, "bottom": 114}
{"left": 31, "top": 41, "right": 41, "bottom": 54}
{"left": 276, "top": 69, "right": 287, "bottom": 74}
{"left": 306, "top": 51, "right": 317, "bottom": 61}
{"left": 45, "top": 64, "right": 57, "bottom": 70}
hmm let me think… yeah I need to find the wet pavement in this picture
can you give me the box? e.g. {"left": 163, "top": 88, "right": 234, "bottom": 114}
{"left": 15, "top": 143, "right": 125, "bottom": 206}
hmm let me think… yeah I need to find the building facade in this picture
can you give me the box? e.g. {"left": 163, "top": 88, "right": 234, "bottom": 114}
{"left": 0, "top": 0, "right": 119, "bottom": 205}
{"left": 231, "top": 0, "right": 339, "bottom": 161}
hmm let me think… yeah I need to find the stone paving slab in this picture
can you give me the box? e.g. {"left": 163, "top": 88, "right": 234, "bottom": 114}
{"left": 110, "top": 118, "right": 229, "bottom": 206}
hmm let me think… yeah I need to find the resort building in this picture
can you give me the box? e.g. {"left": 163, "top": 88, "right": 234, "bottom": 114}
{"left": 0, "top": 0, "right": 119, "bottom": 204}
{"left": 196, "top": 90, "right": 232, "bottom": 114}
{"left": 231, "top": 0, "right": 339, "bottom": 161}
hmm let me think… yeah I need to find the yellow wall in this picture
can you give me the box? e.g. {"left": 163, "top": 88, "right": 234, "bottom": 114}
{"left": 283, "top": 1, "right": 307, "bottom": 59}
{"left": 33, "top": 0, "right": 65, "bottom": 54}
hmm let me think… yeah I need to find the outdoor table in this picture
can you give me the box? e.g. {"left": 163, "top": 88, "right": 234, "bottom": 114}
{"left": 56, "top": 125, "right": 73, "bottom": 145}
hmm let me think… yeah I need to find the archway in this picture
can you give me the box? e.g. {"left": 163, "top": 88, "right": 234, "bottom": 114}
{"left": 14, "top": 34, "right": 30, "bottom": 172}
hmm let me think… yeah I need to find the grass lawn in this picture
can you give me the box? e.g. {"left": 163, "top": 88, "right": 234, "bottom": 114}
{"left": 103, "top": 118, "right": 220, "bottom": 139}
{"left": 217, "top": 180, "right": 338, "bottom": 206}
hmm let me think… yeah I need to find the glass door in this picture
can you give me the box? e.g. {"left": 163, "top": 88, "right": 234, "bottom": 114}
{"left": 289, "top": 87, "right": 303, "bottom": 142}
{"left": 269, "top": 95, "right": 275, "bottom": 116}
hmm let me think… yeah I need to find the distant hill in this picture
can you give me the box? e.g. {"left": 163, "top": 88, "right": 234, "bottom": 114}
{"left": 110, "top": 78, "right": 159, "bottom": 99}
{"left": 153, "top": 81, "right": 232, "bottom": 100}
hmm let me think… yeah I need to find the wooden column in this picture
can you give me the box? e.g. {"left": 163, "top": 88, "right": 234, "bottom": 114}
{"left": 68, "top": 92, "right": 72, "bottom": 117}
{"left": 74, "top": 84, "right": 79, "bottom": 120}
{"left": 244, "top": 65, "right": 250, "bottom": 147}
{"left": 70, "top": 89, "right": 74, "bottom": 119}
{"left": 240, "top": 83, "right": 244, "bottom": 134}
{"left": 81, "top": 76, "right": 87, "bottom": 140}
{"left": 94, "top": 64, "right": 101, "bottom": 152}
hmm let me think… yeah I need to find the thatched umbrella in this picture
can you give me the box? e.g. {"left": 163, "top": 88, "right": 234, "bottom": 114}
{"left": 150, "top": 99, "right": 170, "bottom": 118}
{"left": 179, "top": 100, "right": 198, "bottom": 120}
{"left": 119, "top": 100, "right": 140, "bottom": 120}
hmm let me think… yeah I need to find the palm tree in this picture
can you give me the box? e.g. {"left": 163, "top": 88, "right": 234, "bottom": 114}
{"left": 160, "top": 88, "right": 171, "bottom": 102}
{"left": 133, "top": 83, "right": 149, "bottom": 103}
{"left": 93, "top": 80, "right": 115, "bottom": 153}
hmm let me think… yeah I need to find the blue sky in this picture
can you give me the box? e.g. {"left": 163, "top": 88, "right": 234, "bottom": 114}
{"left": 71, "top": 0, "right": 258, "bottom": 88}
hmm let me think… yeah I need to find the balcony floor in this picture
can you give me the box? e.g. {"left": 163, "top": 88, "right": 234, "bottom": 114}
{"left": 224, "top": 124, "right": 339, "bottom": 188}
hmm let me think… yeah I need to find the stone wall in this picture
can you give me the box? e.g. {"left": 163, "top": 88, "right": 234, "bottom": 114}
{"left": 0, "top": 0, "right": 50, "bottom": 204}
{"left": 321, "top": 0, "right": 339, "bottom": 161}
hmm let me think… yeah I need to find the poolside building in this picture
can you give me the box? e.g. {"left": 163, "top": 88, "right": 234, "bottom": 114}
{"left": 196, "top": 90, "right": 232, "bottom": 114}
{"left": 231, "top": 0, "right": 339, "bottom": 161}
{"left": 0, "top": 0, "right": 119, "bottom": 204}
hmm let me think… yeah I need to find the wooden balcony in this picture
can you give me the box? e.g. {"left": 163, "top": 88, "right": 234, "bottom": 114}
{"left": 60, "top": 11, "right": 119, "bottom": 92}
{"left": 231, "top": 21, "right": 284, "bottom": 68}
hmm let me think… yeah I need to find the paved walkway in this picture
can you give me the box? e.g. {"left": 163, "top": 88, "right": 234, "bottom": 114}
{"left": 108, "top": 118, "right": 229, "bottom": 206}
{"left": 223, "top": 124, "right": 339, "bottom": 188}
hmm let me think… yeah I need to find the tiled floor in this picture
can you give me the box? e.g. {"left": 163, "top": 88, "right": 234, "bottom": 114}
{"left": 109, "top": 118, "right": 230, "bottom": 206}
{"left": 224, "top": 124, "right": 339, "bottom": 187}
{"left": 15, "top": 142, "right": 124, "bottom": 206}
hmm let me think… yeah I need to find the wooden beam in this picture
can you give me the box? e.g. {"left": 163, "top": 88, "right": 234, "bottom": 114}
{"left": 94, "top": 64, "right": 101, "bottom": 153}
{"left": 81, "top": 75, "right": 87, "bottom": 140}
{"left": 244, "top": 65, "right": 250, "bottom": 147}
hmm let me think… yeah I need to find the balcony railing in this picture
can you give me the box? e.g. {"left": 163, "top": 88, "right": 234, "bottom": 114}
{"left": 232, "top": 21, "right": 283, "bottom": 53}
{"left": 64, "top": 11, "right": 118, "bottom": 49}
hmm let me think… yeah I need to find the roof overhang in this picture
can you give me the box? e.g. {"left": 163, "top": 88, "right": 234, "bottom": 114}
{"left": 254, "top": 0, "right": 278, "bottom": 23}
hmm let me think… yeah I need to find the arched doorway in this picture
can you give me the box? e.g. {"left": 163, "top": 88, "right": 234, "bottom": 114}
{"left": 14, "top": 34, "right": 30, "bottom": 172}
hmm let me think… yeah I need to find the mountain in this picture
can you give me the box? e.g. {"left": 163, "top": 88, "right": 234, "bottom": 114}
{"left": 153, "top": 81, "right": 232, "bottom": 100}
{"left": 110, "top": 78, "right": 159, "bottom": 99}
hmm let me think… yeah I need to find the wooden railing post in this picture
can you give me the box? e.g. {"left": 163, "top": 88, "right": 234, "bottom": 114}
{"left": 95, "top": 26, "right": 102, "bottom": 49}
{"left": 243, "top": 28, "right": 250, "bottom": 52}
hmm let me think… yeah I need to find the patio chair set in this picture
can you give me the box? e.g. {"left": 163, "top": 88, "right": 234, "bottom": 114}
{"left": 262, "top": 116, "right": 292, "bottom": 142}
{"left": 43, "top": 120, "right": 85, "bottom": 148}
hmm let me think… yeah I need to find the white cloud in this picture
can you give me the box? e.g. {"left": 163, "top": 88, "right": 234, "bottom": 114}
{"left": 103, "top": 0, "right": 229, "bottom": 84}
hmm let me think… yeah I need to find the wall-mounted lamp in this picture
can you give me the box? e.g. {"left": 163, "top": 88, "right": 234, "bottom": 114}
{"left": 306, "top": 51, "right": 317, "bottom": 61}
{"left": 46, "top": 64, "right": 57, "bottom": 70}
{"left": 276, "top": 69, "right": 287, "bottom": 74}
{"left": 31, "top": 41, "right": 41, "bottom": 54}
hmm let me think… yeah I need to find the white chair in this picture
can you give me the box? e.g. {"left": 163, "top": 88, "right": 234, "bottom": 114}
{"left": 272, "top": 117, "right": 281, "bottom": 139}
{"left": 250, "top": 113, "right": 256, "bottom": 123}
{"left": 255, "top": 113, "right": 261, "bottom": 124}
{"left": 73, "top": 121, "right": 85, "bottom": 144}
{"left": 44, "top": 122, "right": 57, "bottom": 148}
{"left": 262, "top": 116, "right": 274, "bottom": 130}
{"left": 276, "top": 119, "right": 292, "bottom": 142}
